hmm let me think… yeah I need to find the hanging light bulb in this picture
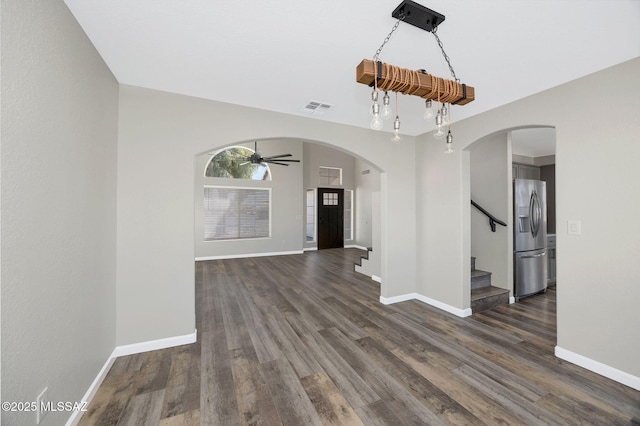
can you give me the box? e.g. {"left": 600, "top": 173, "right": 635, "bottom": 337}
{"left": 370, "top": 89, "right": 379, "bottom": 116}
{"left": 423, "top": 99, "right": 434, "bottom": 120}
{"left": 392, "top": 115, "right": 402, "bottom": 144}
{"left": 440, "top": 103, "right": 449, "bottom": 126}
{"left": 445, "top": 130, "right": 454, "bottom": 154}
{"left": 433, "top": 109, "right": 446, "bottom": 139}
{"left": 371, "top": 113, "right": 383, "bottom": 130}
{"left": 381, "top": 92, "right": 392, "bottom": 120}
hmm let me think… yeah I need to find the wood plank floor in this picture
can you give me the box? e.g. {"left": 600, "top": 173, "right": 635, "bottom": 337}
{"left": 79, "top": 248, "right": 640, "bottom": 425}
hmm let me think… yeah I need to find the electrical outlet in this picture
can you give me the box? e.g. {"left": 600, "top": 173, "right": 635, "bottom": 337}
{"left": 36, "top": 387, "right": 48, "bottom": 424}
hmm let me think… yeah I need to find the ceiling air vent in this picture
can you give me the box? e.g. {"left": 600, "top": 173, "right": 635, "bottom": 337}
{"left": 303, "top": 101, "right": 332, "bottom": 115}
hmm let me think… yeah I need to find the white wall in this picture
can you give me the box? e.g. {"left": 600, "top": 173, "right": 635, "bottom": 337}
{"left": 468, "top": 133, "right": 511, "bottom": 292}
{"left": 194, "top": 139, "right": 304, "bottom": 259}
{"left": 417, "top": 57, "right": 640, "bottom": 380}
{"left": 1, "top": 1, "right": 119, "bottom": 425}
{"left": 116, "top": 85, "right": 417, "bottom": 345}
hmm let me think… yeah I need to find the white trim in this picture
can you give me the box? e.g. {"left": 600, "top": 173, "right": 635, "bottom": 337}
{"left": 66, "top": 329, "right": 197, "bottom": 425}
{"left": 196, "top": 250, "right": 303, "bottom": 261}
{"left": 303, "top": 247, "right": 318, "bottom": 252}
{"left": 415, "top": 294, "right": 472, "bottom": 317}
{"left": 113, "top": 330, "right": 198, "bottom": 357}
{"left": 379, "top": 293, "right": 472, "bottom": 318}
{"left": 66, "top": 330, "right": 198, "bottom": 426}
{"left": 344, "top": 244, "right": 368, "bottom": 251}
{"left": 65, "top": 350, "right": 117, "bottom": 426}
{"left": 372, "top": 275, "right": 382, "bottom": 283}
{"left": 509, "top": 296, "right": 516, "bottom": 304}
{"left": 379, "top": 293, "right": 416, "bottom": 305}
{"left": 203, "top": 145, "right": 272, "bottom": 181}
{"left": 318, "top": 166, "right": 343, "bottom": 186}
{"left": 555, "top": 346, "right": 640, "bottom": 391}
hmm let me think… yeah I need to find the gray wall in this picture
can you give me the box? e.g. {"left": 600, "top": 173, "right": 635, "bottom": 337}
{"left": 468, "top": 133, "right": 511, "bottom": 292}
{"left": 1, "top": 1, "right": 118, "bottom": 425}
{"left": 116, "top": 84, "right": 417, "bottom": 345}
{"left": 194, "top": 140, "right": 304, "bottom": 259}
{"left": 418, "top": 57, "right": 640, "bottom": 378}
{"left": 354, "top": 158, "right": 381, "bottom": 249}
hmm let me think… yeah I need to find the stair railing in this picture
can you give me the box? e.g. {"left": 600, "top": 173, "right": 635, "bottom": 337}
{"left": 471, "top": 200, "right": 507, "bottom": 232}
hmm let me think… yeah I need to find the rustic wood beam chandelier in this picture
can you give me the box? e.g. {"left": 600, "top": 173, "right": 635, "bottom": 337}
{"left": 356, "top": 0, "right": 475, "bottom": 152}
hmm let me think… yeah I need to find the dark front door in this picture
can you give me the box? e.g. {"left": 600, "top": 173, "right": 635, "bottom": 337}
{"left": 317, "top": 188, "right": 344, "bottom": 250}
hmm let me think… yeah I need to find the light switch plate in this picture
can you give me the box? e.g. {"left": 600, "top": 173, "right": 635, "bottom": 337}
{"left": 567, "top": 220, "right": 581, "bottom": 235}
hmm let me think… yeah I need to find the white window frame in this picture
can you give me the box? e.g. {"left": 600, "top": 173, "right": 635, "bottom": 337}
{"left": 318, "top": 166, "right": 342, "bottom": 186}
{"left": 203, "top": 185, "right": 272, "bottom": 241}
{"left": 306, "top": 188, "right": 316, "bottom": 242}
{"left": 204, "top": 145, "right": 272, "bottom": 181}
{"left": 344, "top": 189, "right": 353, "bottom": 241}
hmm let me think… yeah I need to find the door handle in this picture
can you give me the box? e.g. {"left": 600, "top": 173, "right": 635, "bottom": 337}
{"left": 530, "top": 190, "right": 540, "bottom": 238}
{"left": 520, "top": 252, "right": 546, "bottom": 259}
{"left": 529, "top": 192, "right": 536, "bottom": 236}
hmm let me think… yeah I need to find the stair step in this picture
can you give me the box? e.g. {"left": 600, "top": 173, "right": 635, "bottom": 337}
{"left": 471, "top": 269, "right": 492, "bottom": 290}
{"left": 354, "top": 247, "right": 373, "bottom": 269}
{"left": 471, "top": 286, "right": 510, "bottom": 313}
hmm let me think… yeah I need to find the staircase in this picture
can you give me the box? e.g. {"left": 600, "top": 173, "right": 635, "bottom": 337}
{"left": 354, "top": 247, "right": 381, "bottom": 282}
{"left": 471, "top": 257, "right": 510, "bottom": 313}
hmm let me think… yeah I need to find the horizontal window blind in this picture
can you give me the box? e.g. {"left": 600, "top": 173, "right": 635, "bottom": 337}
{"left": 204, "top": 187, "right": 270, "bottom": 241}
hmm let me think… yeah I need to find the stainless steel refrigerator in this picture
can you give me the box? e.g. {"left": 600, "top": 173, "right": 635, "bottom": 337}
{"left": 514, "top": 179, "right": 548, "bottom": 300}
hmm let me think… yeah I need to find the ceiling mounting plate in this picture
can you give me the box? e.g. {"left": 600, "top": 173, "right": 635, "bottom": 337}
{"left": 391, "top": 0, "right": 445, "bottom": 32}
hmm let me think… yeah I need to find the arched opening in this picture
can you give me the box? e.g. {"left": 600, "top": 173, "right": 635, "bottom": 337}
{"left": 464, "top": 125, "right": 556, "bottom": 312}
{"left": 194, "top": 137, "right": 385, "bottom": 286}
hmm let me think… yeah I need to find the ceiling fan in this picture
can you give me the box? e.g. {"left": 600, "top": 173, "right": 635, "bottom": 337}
{"left": 239, "top": 141, "right": 300, "bottom": 166}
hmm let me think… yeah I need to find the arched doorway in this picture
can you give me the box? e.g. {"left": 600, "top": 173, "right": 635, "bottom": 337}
{"left": 193, "top": 138, "right": 384, "bottom": 283}
{"left": 465, "top": 126, "right": 556, "bottom": 311}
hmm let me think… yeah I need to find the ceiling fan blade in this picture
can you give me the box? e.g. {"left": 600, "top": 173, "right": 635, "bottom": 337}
{"left": 264, "top": 161, "right": 290, "bottom": 166}
{"left": 263, "top": 153, "right": 293, "bottom": 160}
{"left": 239, "top": 161, "right": 251, "bottom": 166}
{"left": 265, "top": 159, "right": 299, "bottom": 162}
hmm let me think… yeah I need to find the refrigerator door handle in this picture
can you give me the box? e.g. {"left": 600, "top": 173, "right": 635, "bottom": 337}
{"left": 520, "top": 252, "right": 547, "bottom": 259}
{"left": 529, "top": 191, "right": 537, "bottom": 237}
{"left": 532, "top": 190, "right": 541, "bottom": 238}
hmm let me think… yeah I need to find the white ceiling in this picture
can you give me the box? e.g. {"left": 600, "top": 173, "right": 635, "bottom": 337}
{"left": 511, "top": 128, "right": 556, "bottom": 158}
{"left": 64, "top": 0, "right": 640, "bottom": 136}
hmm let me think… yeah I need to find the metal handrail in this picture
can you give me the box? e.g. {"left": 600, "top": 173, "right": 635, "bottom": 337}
{"left": 471, "top": 200, "right": 507, "bottom": 232}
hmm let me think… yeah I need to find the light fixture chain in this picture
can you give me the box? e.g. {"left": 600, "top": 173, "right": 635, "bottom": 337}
{"left": 431, "top": 28, "right": 459, "bottom": 83}
{"left": 374, "top": 18, "right": 404, "bottom": 60}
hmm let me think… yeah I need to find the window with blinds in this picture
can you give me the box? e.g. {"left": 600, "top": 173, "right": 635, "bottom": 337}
{"left": 204, "top": 186, "right": 270, "bottom": 241}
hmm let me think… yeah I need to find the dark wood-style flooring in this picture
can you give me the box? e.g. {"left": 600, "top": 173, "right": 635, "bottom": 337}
{"left": 79, "top": 248, "right": 640, "bottom": 425}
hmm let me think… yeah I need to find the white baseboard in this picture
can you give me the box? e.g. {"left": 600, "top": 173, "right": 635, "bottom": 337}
{"left": 379, "top": 293, "right": 472, "bottom": 318}
{"left": 509, "top": 296, "right": 516, "bottom": 304}
{"left": 554, "top": 346, "right": 640, "bottom": 391}
{"left": 415, "top": 294, "right": 472, "bottom": 317}
{"left": 66, "top": 349, "right": 118, "bottom": 426}
{"left": 372, "top": 275, "right": 382, "bottom": 283}
{"left": 113, "top": 329, "right": 197, "bottom": 357}
{"left": 303, "top": 247, "right": 318, "bottom": 252}
{"left": 344, "top": 244, "right": 368, "bottom": 251}
{"left": 379, "top": 293, "right": 416, "bottom": 305}
{"left": 66, "top": 329, "right": 198, "bottom": 425}
{"left": 196, "top": 250, "right": 303, "bottom": 261}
